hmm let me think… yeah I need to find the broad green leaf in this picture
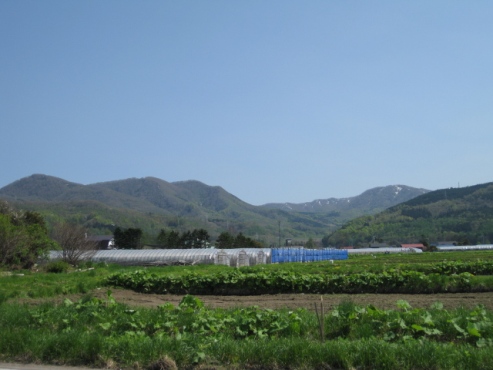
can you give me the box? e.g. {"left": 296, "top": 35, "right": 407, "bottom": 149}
{"left": 467, "top": 323, "right": 482, "bottom": 337}
{"left": 396, "top": 300, "right": 411, "bottom": 311}
{"left": 430, "top": 302, "right": 443, "bottom": 310}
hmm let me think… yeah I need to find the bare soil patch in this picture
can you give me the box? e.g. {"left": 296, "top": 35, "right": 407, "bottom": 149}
{"left": 32, "top": 289, "right": 493, "bottom": 311}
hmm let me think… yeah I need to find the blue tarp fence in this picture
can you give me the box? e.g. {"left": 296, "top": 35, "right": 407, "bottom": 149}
{"left": 271, "top": 248, "right": 348, "bottom": 263}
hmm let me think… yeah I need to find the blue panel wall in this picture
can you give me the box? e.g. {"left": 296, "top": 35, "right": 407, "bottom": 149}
{"left": 271, "top": 248, "right": 348, "bottom": 263}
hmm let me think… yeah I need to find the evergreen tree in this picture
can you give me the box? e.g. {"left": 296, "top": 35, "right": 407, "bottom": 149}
{"left": 114, "top": 227, "right": 143, "bottom": 249}
{"left": 216, "top": 231, "right": 263, "bottom": 249}
{"left": 156, "top": 229, "right": 168, "bottom": 246}
{"left": 167, "top": 230, "right": 181, "bottom": 248}
{"left": 305, "top": 237, "right": 317, "bottom": 249}
{"left": 216, "top": 231, "right": 234, "bottom": 248}
{"left": 179, "top": 230, "right": 193, "bottom": 249}
{"left": 191, "top": 228, "right": 210, "bottom": 248}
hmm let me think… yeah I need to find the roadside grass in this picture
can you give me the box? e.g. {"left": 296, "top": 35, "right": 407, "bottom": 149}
{"left": 213, "top": 337, "right": 493, "bottom": 370}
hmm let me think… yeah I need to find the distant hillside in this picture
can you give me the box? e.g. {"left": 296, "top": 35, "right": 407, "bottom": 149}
{"left": 262, "top": 185, "right": 429, "bottom": 220}
{"left": 0, "top": 174, "right": 429, "bottom": 245}
{"left": 0, "top": 175, "right": 330, "bottom": 245}
{"left": 326, "top": 182, "right": 493, "bottom": 247}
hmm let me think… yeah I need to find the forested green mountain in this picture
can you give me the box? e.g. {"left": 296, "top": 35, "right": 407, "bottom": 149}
{"left": 326, "top": 182, "right": 493, "bottom": 247}
{"left": 0, "top": 175, "right": 330, "bottom": 245}
{"left": 0, "top": 174, "right": 428, "bottom": 245}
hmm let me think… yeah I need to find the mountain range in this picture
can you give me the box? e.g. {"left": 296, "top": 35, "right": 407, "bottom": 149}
{"left": 0, "top": 174, "right": 429, "bottom": 245}
{"left": 263, "top": 185, "right": 429, "bottom": 214}
{"left": 327, "top": 182, "right": 493, "bottom": 247}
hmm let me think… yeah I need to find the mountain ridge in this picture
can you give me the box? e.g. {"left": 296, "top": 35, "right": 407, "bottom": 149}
{"left": 327, "top": 182, "right": 493, "bottom": 247}
{"left": 0, "top": 174, "right": 430, "bottom": 244}
{"left": 262, "top": 185, "right": 429, "bottom": 213}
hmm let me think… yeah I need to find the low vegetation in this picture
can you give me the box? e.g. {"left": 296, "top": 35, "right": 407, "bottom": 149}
{"left": 2, "top": 250, "right": 493, "bottom": 368}
{"left": 1, "top": 292, "right": 493, "bottom": 369}
{"left": 105, "top": 268, "right": 489, "bottom": 295}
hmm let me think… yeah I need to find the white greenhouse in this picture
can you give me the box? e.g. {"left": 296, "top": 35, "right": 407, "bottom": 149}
{"left": 347, "top": 247, "right": 423, "bottom": 255}
{"left": 436, "top": 244, "right": 493, "bottom": 252}
{"left": 46, "top": 247, "right": 349, "bottom": 267}
{"left": 47, "top": 248, "right": 272, "bottom": 267}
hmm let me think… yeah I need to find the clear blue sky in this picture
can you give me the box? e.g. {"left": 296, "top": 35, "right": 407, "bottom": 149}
{"left": 1, "top": 1, "right": 492, "bottom": 205}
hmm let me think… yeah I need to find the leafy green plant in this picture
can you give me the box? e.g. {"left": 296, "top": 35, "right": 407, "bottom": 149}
{"left": 105, "top": 267, "right": 489, "bottom": 296}
{"left": 2, "top": 294, "right": 493, "bottom": 369}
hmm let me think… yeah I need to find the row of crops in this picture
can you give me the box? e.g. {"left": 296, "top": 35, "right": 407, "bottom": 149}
{"left": 1, "top": 292, "right": 493, "bottom": 369}
{"left": 104, "top": 259, "right": 493, "bottom": 295}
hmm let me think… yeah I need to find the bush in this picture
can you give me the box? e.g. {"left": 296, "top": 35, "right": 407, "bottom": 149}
{"left": 78, "top": 260, "right": 94, "bottom": 269}
{"left": 45, "top": 261, "right": 70, "bottom": 273}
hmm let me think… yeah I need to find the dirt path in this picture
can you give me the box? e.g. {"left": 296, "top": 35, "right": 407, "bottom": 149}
{"left": 48, "top": 289, "right": 493, "bottom": 311}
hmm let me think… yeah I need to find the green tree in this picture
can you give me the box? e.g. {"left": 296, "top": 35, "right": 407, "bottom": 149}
{"left": 419, "top": 234, "right": 430, "bottom": 248}
{"left": 305, "top": 237, "right": 317, "bottom": 249}
{"left": 167, "top": 230, "right": 181, "bottom": 248}
{"left": 114, "top": 227, "right": 143, "bottom": 249}
{"left": 156, "top": 229, "right": 182, "bottom": 248}
{"left": 191, "top": 228, "right": 210, "bottom": 248}
{"left": 216, "top": 231, "right": 234, "bottom": 248}
{"left": 0, "top": 202, "right": 54, "bottom": 268}
{"left": 0, "top": 214, "right": 27, "bottom": 266}
{"left": 321, "top": 235, "right": 330, "bottom": 248}
{"left": 215, "top": 231, "right": 263, "bottom": 249}
{"left": 156, "top": 229, "right": 168, "bottom": 246}
{"left": 235, "top": 232, "right": 249, "bottom": 248}
{"left": 179, "top": 230, "right": 193, "bottom": 249}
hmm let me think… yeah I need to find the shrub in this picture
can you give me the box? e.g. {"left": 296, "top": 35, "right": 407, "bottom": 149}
{"left": 45, "top": 261, "right": 70, "bottom": 273}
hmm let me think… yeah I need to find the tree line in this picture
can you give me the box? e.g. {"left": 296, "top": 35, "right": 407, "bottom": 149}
{"left": 112, "top": 227, "right": 264, "bottom": 249}
{"left": 0, "top": 200, "right": 272, "bottom": 270}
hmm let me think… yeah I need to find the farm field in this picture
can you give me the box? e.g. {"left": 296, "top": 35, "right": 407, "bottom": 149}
{"left": 32, "top": 288, "right": 493, "bottom": 311}
{"left": 2, "top": 250, "right": 493, "bottom": 370}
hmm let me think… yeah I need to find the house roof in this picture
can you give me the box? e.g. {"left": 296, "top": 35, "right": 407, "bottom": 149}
{"left": 401, "top": 243, "right": 425, "bottom": 249}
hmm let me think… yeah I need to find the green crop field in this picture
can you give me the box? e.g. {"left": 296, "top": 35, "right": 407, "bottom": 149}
{"left": 2, "top": 251, "right": 493, "bottom": 369}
